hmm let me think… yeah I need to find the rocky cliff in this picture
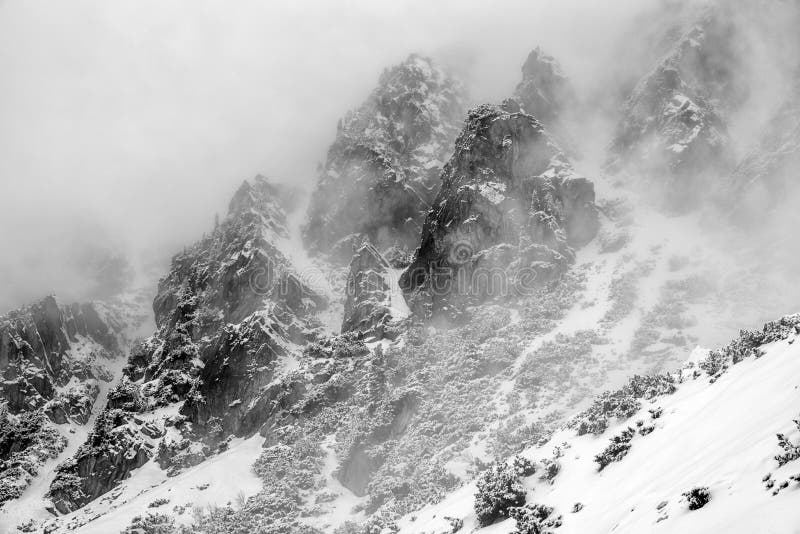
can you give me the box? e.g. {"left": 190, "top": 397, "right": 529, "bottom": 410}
{"left": 341, "top": 243, "right": 395, "bottom": 341}
{"left": 400, "top": 101, "right": 598, "bottom": 318}
{"left": 47, "top": 176, "right": 329, "bottom": 513}
{"left": 0, "top": 296, "right": 139, "bottom": 507}
{"left": 0, "top": 297, "right": 125, "bottom": 422}
{"left": 303, "top": 54, "right": 466, "bottom": 260}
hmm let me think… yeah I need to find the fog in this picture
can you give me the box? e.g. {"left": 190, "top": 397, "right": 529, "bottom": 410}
{"left": 0, "top": 0, "right": 670, "bottom": 311}
{"left": 3, "top": 0, "right": 798, "bottom": 313}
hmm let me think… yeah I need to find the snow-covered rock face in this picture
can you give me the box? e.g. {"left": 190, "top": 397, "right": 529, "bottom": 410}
{"left": 400, "top": 101, "right": 598, "bottom": 318}
{"left": 1, "top": 297, "right": 122, "bottom": 419}
{"left": 46, "top": 176, "right": 330, "bottom": 514}
{"left": 341, "top": 243, "right": 395, "bottom": 341}
{"left": 0, "top": 295, "right": 141, "bottom": 508}
{"left": 303, "top": 54, "right": 466, "bottom": 260}
{"left": 514, "top": 47, "right": 576, "bottom": 126}
{"left": 606, "top": 11, "right": 744, "bottom": 211}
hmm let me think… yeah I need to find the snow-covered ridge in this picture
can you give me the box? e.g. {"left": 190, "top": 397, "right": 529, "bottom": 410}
{"left": 398, "top": 315, "right": 800, "bottom": 533}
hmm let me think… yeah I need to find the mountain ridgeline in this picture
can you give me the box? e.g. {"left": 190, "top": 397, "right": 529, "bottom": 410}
{"left": 3, "top": 2, "right": 800, "bottom": 532}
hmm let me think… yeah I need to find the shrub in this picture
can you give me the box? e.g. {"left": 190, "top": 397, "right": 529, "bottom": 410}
{"left": 775, "top": 416, "right": 800, "bottom": 467}
{"left": 474, "top": 457, "right": 534, "bottom": 526}
{"left": 445, "top": 516, "right": 463, "bottom": 532}
{"left": 594, "top": 428, "right": 636, "bottom": 471}
{"left": 683, "top": 487, "right": 710, "bottom": 510}
{"left": 509, "top": 503, "right": 561, "bottom": 534}
{"left": 573, "top": 375, "right": 675, "bottom": 436}
{"left": 123, "top": 512, "right": 177, "bottom": 533}
{"left": 539, "top": 459, "right": 560, "bottom": 483}
{"left": 701, "top": 316, "right": 800, "bottom": 378}
{"left": 149, "top": 497, "right": 170, "bottom": 508}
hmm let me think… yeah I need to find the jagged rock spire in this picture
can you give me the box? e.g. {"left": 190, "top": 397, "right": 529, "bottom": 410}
{"left": 303, "top": 54, "right": 467, "bottom": 261}
{"left": 513, "top": 46, "right": 576, "bottom": 125}
{"left": 400, "top": 101, "right": 598, "bottom": 318}
{"left": 606, "top": 8, "right": 745, "bottom": 211}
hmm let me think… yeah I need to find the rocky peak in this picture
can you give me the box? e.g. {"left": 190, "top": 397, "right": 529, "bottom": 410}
{"left": 303, "top": 54, "right": 467, "bottom": 260}
{"left": 399, "top": 101, "right": 598, "bottom": 318}
{"left": 48, "top": 175, "right": 328, "bottom": 513}
{"left": 606, "top": 9, "right": 743, "bottom": 210}
{"left": 514, "top": 47, "right": 575, "bottom": 125}
{"left": 228, "top": 174, "right": 301, "bottom": 221}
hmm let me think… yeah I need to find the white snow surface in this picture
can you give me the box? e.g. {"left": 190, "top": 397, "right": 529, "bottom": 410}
{"left": 398, "top": 333, "right": 800, "bottom": 534}
{"left": 25, "top": 435, "right": 264, "bottom": 534}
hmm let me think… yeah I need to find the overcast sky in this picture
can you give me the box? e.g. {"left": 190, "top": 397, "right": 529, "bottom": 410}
{"left": 0, "top": 0, "right": 663, "bottom": 310}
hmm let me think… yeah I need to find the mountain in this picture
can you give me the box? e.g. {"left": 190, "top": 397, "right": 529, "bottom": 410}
{"left": 303, "top": 54, "right": 467, "bottom": 261}
{"left": 513, "top": 48, "right": 576, "bottom": 127}
{"left": 605, "top": 6, "right": 744, "bottom": 210}
{"left": 400, "top": 100, "right": 598, "bottom": 319}
{"left": 0, "top": 292, "right": 149, "bottom": 518}
{"left": 3, "top": 2, "right": 800, "bottom": 532}
{"left": 44, "top": 176, "right": 331, "bottom": 516}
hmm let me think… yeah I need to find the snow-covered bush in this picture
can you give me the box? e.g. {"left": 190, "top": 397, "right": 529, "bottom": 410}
{"left": 701, "top": 315, "right": 800, "bottom": 378}
{"left": 683, "top": 487, "right": 710, "bottom": 510}
{"left": 775, "top": 416, "right": 800, "bottom": 467}
{"left": 122, "top": 512, "right": 179, "bottom": 534}
{"left": 304, "top": 332, "right": 370, "bottom": 359}
{"left": 107, "top": 378, "right": 144, "bottom": 412}
{"left": 474, "top": 457, "right": 534, "bottom": 526}
{"left": 539, "top": 458, "right": 560, "bottom": 483}
{"left": 572, "top": 374, "right": 675, "bottom": 436}
{"left": 509, "top": 503, "right": 561, "bottom": 534}
{"left": 445, "top": 516, "right": 463, "bottom": 532}
{"left": 491, "top": 416, "right": 551, "bottom": 460}
{"left": 148, "top": 497, "right": 170, "bottom": 508}
{"left": 594, "top": 428, "right": 636, "bottom": 471}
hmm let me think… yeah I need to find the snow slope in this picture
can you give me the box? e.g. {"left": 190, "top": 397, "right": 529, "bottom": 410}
{"left": 41, "top": 434, "right": 264, "bottom": 533}
{"left": 398, "top": 322, "right": 800, "bottom": 533}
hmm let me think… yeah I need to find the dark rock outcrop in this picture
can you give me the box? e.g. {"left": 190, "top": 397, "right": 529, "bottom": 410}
{"left": 48, "top": 175, "right": 329, "bottom": 512}
{"left": 304, "top": 54, "right": 466, "bottom": 260}
{"left": 0, "top": 292, "right": 145, "bottom": 510}
{"left": 0, "top": 296, "right": 125, "bottom": 421}
{"left": 0, "top": 410, "right": 67, "bottom": 507}
{"left": 47, "top": 409, "right": 150, "bottom": 514}
{"left": 400, "top": 101, "right": 598, "bottom": 317}
{"left": 341, "top": 243, "right": 393, "bottom": 341}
